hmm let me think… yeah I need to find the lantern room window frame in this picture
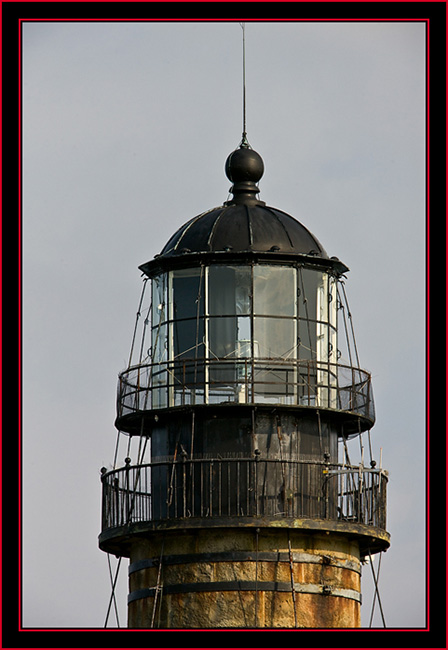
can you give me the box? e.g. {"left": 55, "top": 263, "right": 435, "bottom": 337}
{"left": 149, "top": 262, "right": 339, "bottom": 409}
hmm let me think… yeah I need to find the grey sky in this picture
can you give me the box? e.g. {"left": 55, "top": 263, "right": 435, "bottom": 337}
{"left": 22, "top": 20, "right": 426, "bottom": 629}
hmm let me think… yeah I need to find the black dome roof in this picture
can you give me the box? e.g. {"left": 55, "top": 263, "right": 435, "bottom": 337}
{"left": 159, "top": 203, "right": 328, "bottom": 258}
{"left": 140, "top": 141, "right": 348, "bottom": 276}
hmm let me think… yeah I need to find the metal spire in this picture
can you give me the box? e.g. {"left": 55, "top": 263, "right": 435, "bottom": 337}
{"left": 240, "top": 22, "right": 249, "bottom": 148}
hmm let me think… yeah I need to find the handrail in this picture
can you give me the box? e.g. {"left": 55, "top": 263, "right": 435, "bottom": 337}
{"left": 101, "top": 458, "right": 387, "bottom": 533}
{"left": 116, "top": 357, "right": 374, "bottom": 423}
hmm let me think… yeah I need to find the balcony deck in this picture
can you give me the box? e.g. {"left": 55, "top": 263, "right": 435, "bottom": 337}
{"left": 99, "top": 457, "right": 389, "bottom": 558}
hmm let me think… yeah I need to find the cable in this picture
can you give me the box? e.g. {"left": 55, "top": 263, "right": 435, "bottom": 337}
{"left": 340, "top": 282, "right": 361, "bottom": 368}
{"left": 287, "top": 531, "right": 298, "bottom": 628}
{"left": 337, "top": 284, "right": 354, "bottom": 370}
{"left": 190, "top": 411, "right": 195, "bottom": 475}
{"left": 254, "top": 527, "right": 259, "bottom": 627}
{"left": 125, "top": 436, "right": 149, "bottom": 520}
{"left": 127, "top": 278, "right": 149, "bottom": 368}
{"left": 368, "top": 550, "right": 386, "bottom": 627}
{"left": 193, "top": 266, "right": 204, "bottom": 392}
{"left": 341, "top": 434, "right": 357, "bottom": 519}
{"left": 112, "top": 428, "right": 121, "bottom": 470}
{"left": 298, "top": 268, "right": 315, "bottom": 361}
{"left": 316, "top": 409, "right": 324, "bottom": 458}
{"left": 104, "top": 555, "right": 122, "bottom": 628}
{"left": 106, "top": 554, "right": 120, "bottom": 627}
{"left": 358, "top": 417, "right": 364, "bottom": 464}
{"left": 367, "top": 429, "right": 374, "bottom": 466}
{"left": 138, "top": 303, "right": 151, "bottom": 366}
{"left": 151, "top": 541, "right": 164, "bottom": 628}
{"left": 166, "top": 442, "right": 179, "bottom": 508}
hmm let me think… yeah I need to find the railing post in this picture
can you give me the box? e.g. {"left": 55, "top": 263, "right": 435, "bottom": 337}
{"left": 366, "top": 374, "right": 372, "bottom": 419}
{"left": 379, "top": 470, "right": 387, "bottom": 529}
{"left": 124, "top": 457, "right": 131, "bottom": 524}
{"left": 323, "top": 453, "right": 330, "bottom": 519}
{"left": 181, "top": 448, "right": 187, "bottom": 518}
{"left": 182, "top": 362, "right": 186, "bottom": 406}
{"left": 210, "top": 459, "right": 213, "bottom": 517}
{"left": 111, "top": 476, "right": 117, "bottom": 528}
{"left": 100, "top": 468, "right": 108, "bottom": 529}
{"left": 118, "top": 376, "right": 123, "bottom": 418}
{"left": 357, "top": 464, "right": 363, "bottom": 524}
{"left": 136, "top": 368, "right": 141, "bottom": 413}
{"left": 218, "top": 460, "right": 222, "bottom": 516}
{"left": 254, "top": 449, "right": 260, "bottom": 516}
{"left": 307, "top": 361, "right": 310, "bottom": 405}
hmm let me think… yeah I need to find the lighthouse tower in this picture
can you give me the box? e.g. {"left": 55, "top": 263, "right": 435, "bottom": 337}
{"left": 99, "top": 139, "right": 389, "bottom": 629}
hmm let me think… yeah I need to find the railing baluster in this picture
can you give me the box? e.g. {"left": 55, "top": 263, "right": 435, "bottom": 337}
{"left": 237, "top": 462, "right": 240, "bottom": 515}
{"left": 209, "top": 461, "right": 213, "bottom": 517}
{"left": 227, "top": 463, "right": 231, "bottom": 516}
{"left": 200, "top": 461, "right": 204, "bottom": 517}
{"left": 218, "top": 461, "right": 222, "bottom": 517}
{"left": 256, "top": 459, "right": 259, "bottom": 516}
{"left": 191, "top": 459, "right": 195, "bottom": 517}
{"left": 182, "top": 454, "right": 187, "bottom": 517}
{"left": 246, "top": 461, "right": 249, "bottom": 515}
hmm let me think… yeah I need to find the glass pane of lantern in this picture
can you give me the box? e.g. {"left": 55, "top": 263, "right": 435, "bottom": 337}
{"left": 170, "top": 269, "right": 205, "bottom": 394}
{"left": 328, "top": 275, "right": 338, "bottom": 393}
{"left": 172, "top": 268, "right": 205, "bottom": 320}
{"left": 253, "top": 266, "right": 296, "bottom": 316}
{"left": 299, "top": 268, "right": 320, "bottom": 321}
{"left": 152, "top": 369, "right": 168, "bottom": 409}
{"left": 252, "top": 316, "right": 296, "bottom": 403}
{"left": 235, "top": 268, "right": 251, "bottom": 314}
{"left": 298, "top": 319, "right": 315, "bottom": 361}
{"left": 208, "top": 315, "right": 251, "bottom": 358}
{"left": 173, "top": 318, "right": 205, "bottom": 360}
{"left": 150, "top": 277, "right": 168, "bottom": 408}
{"left": 253, "top": 317, "right": 295, "bottom": 358}
{"left": 236, "top": 317, "right": 251, "bottom": 355}
{"left": 317, "top": 272, "right": 328, "bottom": 323}
{"left": 152, "top": 323, "right": 168, "bottom": 363}
{"left": 208, "top": 316, "right": 237, "bottom": 358}
{"left": 152, "top": 273, "right": 168, "bottom": 327}
{"left": 171, "top": 268, "right": 205, "bottom": 361}
{"left": 328, "top": 274, "right": 337, "bottom": 329}
{"left": 316, "top": 322, "right": 329, "bottom": 407}
{"left": 208, "top": 316, "right": 251, "bottom": 391}
{"left": 317, "top": 322, "right": 329, "bottom": 361}
{"left": 208, "top": 266, "right": 251, "bottom": 315}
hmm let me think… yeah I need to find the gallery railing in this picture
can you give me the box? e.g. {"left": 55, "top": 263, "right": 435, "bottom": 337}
{"left": 116, "top": 358, "right": 374, "bottom": 422}
{"left": 101, "top": 458, "right": 387, "bottom": 534}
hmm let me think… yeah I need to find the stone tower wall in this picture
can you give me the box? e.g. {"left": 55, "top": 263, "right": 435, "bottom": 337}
{"left": 127, "top": 528, "right": 361, "bottom": 629}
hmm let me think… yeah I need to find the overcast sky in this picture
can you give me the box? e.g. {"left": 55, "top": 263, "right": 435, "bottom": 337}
{"left": 22, "top": 19, "right": 426, "bottom": 630}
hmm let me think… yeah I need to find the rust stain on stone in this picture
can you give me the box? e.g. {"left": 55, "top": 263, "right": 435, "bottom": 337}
{"left": 127, "top": 528, "right": 363, "bottom": 629}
